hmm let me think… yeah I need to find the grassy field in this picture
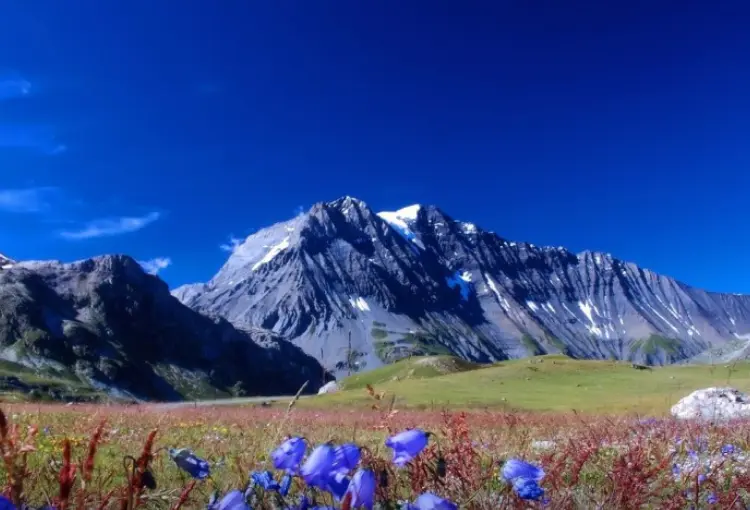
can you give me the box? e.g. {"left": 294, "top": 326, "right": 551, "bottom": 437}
{"left": 311, "top": 354, "right": 750, "bottom": 415}
{"left": 0, "top": 395, "right": 749, "bottom": 508}
{"left": 0, "top": 355, "right": 748, "bottom": 508}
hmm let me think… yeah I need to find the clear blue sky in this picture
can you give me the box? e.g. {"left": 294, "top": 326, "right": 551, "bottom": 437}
{"left": 1, "top": 1, "right": 749, "bottom": 292}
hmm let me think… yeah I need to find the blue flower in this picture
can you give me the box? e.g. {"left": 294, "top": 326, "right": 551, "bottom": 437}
{"left": 325, "top": 471, "right": 351, "bottom": 501}
{"left": 405, "top": 492, "right": 458, "bottom": 510}
{"left": 672, "top": 463, "right": 681, "bottom": 477}
{"left": 501, "top": 459, "right": 545, "bottom": 484}
{"left": 385, "top": 429, "right": 430, "bottom": 467}
{"left": 250, "top": 470, "right": 280, "bottom": 491}
{"left": 207, "top": 490, "right": 251, "bottom": 510}
{"left": 0, "top": 497, "right": 15, "bottom": 510}
{"left": 707, "top": 492, "right": 718, "bottom": 504}
{"left": 332, "top": 443, "right": 361, "bottom": 475}
{"left": 347, "top": 468, "right": 375, "bottom": 510}
{"left": 301, "top": 443, "right": 336, "bottom": 489}
{"left": 279, "top": 473, "right": 292, "bottom": 496}
{"left": 169, "top": 448, "right": 211, "bottom": 479}
{"left": 272, "top": 436, "right": 307, "bottom": 474}
{"left": 721, "top": 444, "right": 736, "bottom": 456}
{"left": 513, "top": 478, "right": 545, "bottom": 501}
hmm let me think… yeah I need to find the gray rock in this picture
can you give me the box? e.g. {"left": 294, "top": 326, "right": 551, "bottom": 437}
{"left": 670, "top": 387, "right": 750, "bottom": 421}
{"left": 172, "top": 196, "right": 750, "bottom": 376}
{"left": 317, "top": 381, "right": 339, "bottom": 394}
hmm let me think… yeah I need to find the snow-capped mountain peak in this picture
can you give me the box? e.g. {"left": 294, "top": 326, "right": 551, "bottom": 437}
{"left": 173, "top": 196, "right": 750, "bottom": 376}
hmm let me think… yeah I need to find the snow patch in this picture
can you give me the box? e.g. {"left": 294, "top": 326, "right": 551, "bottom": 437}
{"left": 0, "top": 252, "right": 14, "bottom": 269}
{"left": 459, "top": 271, "right": 472, "bottom": 282}
{"left": 446, "top": 271, "right": 471, "bottom": 301}
{"left": 526, "top": 301, "right": 539, "bottom": 312}
{"left": 252, "top": 237, "right": 290, "bottom": 271}
{"left": 462, "top": 222, "right": 477, "bottom": 234}
{"left": 542, "top": 302, "right": 556, "bottom": 314}
{"left": 485, "top": 274, "right": 509, "bottom": 310}
{"left": 578, "top": 301, "right": 603, "bottom": 337}
{"left": 578, "top": 301, "right": 595, "bottom": 324}
{"left": 377, "top": 210, "right": 425, "bottom": 250}
{"left": 349, "top": 297, "right": 370, "bottom": 312}
{"left": 645, "top": 303, "right": 680, "bottom": 333}
{"left": 730, "top": 317, "right": 736, "bottom": 326}
{"left": 395, "top": 204, "right": 421, "bottom": 220}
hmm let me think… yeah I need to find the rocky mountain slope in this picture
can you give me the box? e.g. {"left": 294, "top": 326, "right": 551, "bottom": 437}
{"left": 0, "top": 255, "right": 326, "bottom": 400}
{"left": 174, "top": 197, "right": 750, "bottom": 377}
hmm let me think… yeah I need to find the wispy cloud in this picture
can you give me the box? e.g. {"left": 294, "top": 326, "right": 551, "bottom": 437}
{"left": 0, "top": 124, "right": 66, "bottom": 155}
{"left": 60, "top": 211, "right": 161, "bottom": 240}
{"left": 0, "top": 74, "right": 65, "bottom": 154}
{"left": 138, "top": 257, "right": 172, "bottom": 275}
{"left": 220, "top": 235, "right": 244, "bottom": 253}
{"left": 0, "top": 77, "right": 31, "bottom": 101}
{"left": 0, "top": 187, "right": 60, "bottom": 213}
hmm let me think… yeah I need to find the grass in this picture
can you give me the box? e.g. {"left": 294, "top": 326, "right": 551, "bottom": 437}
{"left": 310, "top": 355, "right": 750, "bottom": 415}
{"left": 2, "top": 390, "right": 750, "bottom": 508}
{"left": 2, "top": 357, "right": 750, "bottom": 507}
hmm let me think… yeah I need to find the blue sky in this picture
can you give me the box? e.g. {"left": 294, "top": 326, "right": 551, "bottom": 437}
{"left": 1, "top": 1, "right": 749, "bottom": 292}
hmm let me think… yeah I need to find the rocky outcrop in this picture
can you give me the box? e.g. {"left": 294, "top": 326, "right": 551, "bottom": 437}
{"left": 670, "top": 387, "right": 750, "bottom": 421}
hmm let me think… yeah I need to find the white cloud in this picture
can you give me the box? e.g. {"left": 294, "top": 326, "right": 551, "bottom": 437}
{"left": 60, "top": 211, "right": 161, "bottom": 240}
{"left": 138, "top": 257, "right": 172, "bottom": 275}
{"left": 0, "top": 187, "right": 59, "bottom": 213}
{"left": 220, "top": 235, "right": 244, "bottom": 253}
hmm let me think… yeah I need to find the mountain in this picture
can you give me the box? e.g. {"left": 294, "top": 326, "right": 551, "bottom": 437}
{"left": 174, "top": 197, "right": 750, "bottom": 377}
{"left": 0, "top": 254, "right": 327, "bottom": 401}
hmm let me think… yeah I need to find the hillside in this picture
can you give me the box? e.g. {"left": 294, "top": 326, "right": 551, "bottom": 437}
{"left": 339, "top": 355, "right": 481, "bottom": 390}
{"left": 173, "top": 196, "right": 750, "bottom": 377}
{"left": 314, "top": 355, "right": 750, "bottom": 415}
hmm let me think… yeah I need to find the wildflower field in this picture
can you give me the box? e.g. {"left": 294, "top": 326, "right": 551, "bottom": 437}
{"left": 0, "top": 387, "right": 749, "bottom": 510}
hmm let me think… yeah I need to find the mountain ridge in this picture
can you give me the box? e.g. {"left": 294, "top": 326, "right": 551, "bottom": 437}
{"left": 173, "top": 196, "right": 750, "bottom": 376}
{"left": 0, "top": 254, "right": 328, "bottom": 400}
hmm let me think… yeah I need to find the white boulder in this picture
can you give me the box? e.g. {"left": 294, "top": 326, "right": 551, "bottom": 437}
{"left": 317, "top": 381, "right": 339, "bottom": 395}
{"left": 671, "top": 387, "right": 750, "bottom": 422}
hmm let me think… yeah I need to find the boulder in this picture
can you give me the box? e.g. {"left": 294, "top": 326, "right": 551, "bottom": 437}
{"left": 317, "top": 381, "right": 339, "bottom": 395}
{"left": 670, "top": 387, "right": 750, "bottom": 421}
